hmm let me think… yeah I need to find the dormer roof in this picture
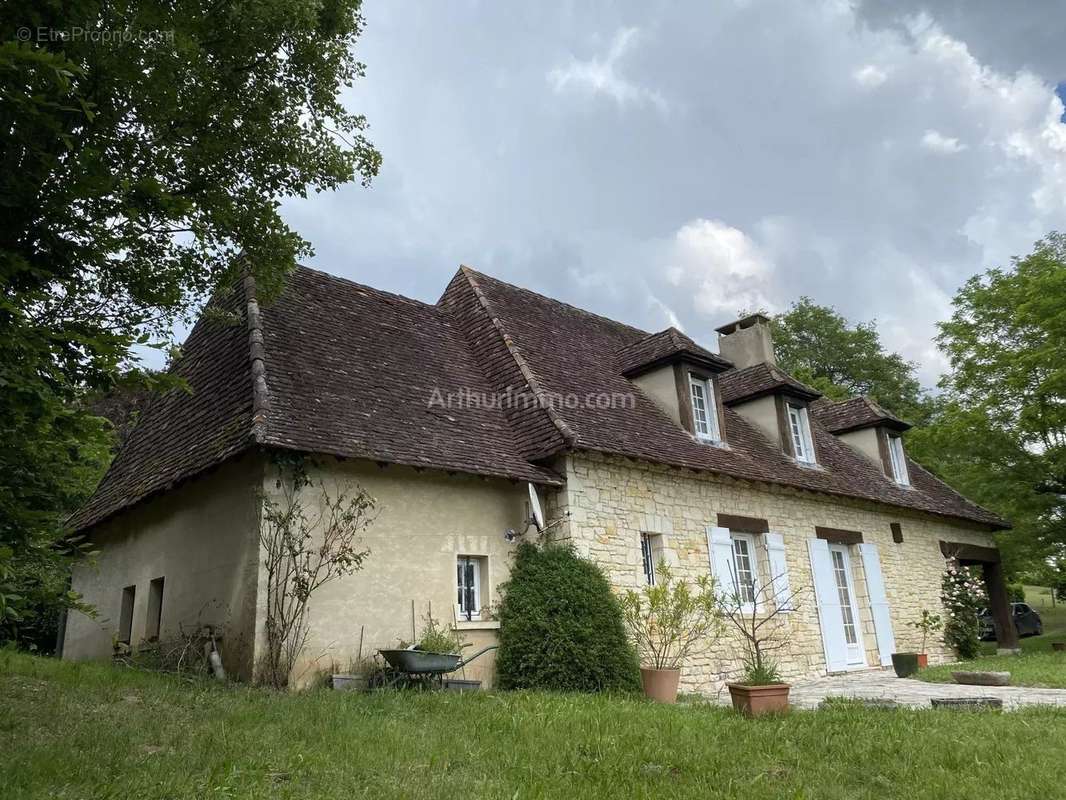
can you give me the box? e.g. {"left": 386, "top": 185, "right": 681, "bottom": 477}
{"left": 812, "top": 395, "right": 911, "bottom": 434}
{"left": 616, "top": 327, "right": 732, "bottom": 378}
{"left": 719, "top": 363, "right": 822, "bottom": 405}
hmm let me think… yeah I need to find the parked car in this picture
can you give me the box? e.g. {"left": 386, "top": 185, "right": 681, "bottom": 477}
{"left": 978, "top": 603, "right": 1043, "bottom": 640}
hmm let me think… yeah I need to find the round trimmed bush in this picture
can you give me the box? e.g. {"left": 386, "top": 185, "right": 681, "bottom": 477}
{"left": 496, "top": 542, "right": 640, "bottom": 692}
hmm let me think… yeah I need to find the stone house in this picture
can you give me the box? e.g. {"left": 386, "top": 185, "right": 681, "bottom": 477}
{"left": 62, "top": 266, "right": 1015, "bottom": 691}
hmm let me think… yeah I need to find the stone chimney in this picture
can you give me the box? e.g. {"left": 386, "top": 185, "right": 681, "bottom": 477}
{"left": 716, "top": 313, "right": 775, "bottom": 369}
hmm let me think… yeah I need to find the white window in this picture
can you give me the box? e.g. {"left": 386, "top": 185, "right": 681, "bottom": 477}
{"left": 689, "top": 374, "right": 721, "bottom": 442}
{"left": 456, "top": 556, "right": 484, "bottom": 620}
{"left": 731, "top": 533, "right": 759, "bottom": 608}
{"left": 787, "top": 403, "right": 816, "bottom": 464}
{"left": 640, "top": 533, "right": 662, "bottom": 585}
{"left": 887, "top": 433, "right": 909, "bottom": 485}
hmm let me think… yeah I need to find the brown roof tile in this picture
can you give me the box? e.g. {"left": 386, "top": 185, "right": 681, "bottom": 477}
{"left": 71, "top": 265, "right": 1005, "bottom": 532}
{"left": 616, "top": 328, "right": 732, "bottom": 377}
{"left": 812, "top": 395, "right": 911, "bottom": 433}
{"left": 719, "top": 363, "right": 821, "bottom": 405}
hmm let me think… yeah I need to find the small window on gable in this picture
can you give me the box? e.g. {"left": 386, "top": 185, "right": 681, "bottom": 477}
{"left": 786, "top": 403, "right": 816, "bottom": 464}
{"left": 887, "top": 433, "right": 909, "bottom": 486}
{"left": 456, "top": 555, "right": 485, "bottom": 621}
{"left": 118, "top": 585, "right": 136, "bottom": 645}
{"left": 640, "top": 533, "right": 662, "bottom": 585}
{"left": 689, "top": 374, "right": 721, "bottom": 443}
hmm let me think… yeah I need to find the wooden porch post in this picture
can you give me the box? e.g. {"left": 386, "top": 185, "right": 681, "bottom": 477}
{"left": 982, "top": 560, "right": 1019, "bottom": 652}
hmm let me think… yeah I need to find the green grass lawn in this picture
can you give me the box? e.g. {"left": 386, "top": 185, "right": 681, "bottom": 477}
{"left": 4, "top": 651, "right": 1066, "bottom": 800}
{"left": 917, "top": 591, "right": 1066, "bottom": 688}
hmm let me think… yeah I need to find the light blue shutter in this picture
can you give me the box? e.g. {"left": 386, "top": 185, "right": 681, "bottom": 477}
{"left": 706, "top": 526, "right": 735, "bottom": 599}
{"left": 859, "top": 543, "right": 896, "bottom": 666}
{"left": 808, "top": 537, "right": 848, "bottom": 673}
{"left": 764, "top": 532, "right": 792, "bottom": 611}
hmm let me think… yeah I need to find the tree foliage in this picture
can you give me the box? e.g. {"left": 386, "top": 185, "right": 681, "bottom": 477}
{"left": 0, "top": 1, "right": 379, "bottom": 645}
{"left": 915, "top": 233, "right": 1066, "bottom": 570}
{"left": 771, "top": 298, "right": 933, "bottom": 425}
{"left": 497, "top": 542, "right": 640, "bottom": 693}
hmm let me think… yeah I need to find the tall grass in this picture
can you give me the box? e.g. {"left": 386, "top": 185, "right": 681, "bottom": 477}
{"left": 3, "top": 651, "right": 1066, "bottom": 799}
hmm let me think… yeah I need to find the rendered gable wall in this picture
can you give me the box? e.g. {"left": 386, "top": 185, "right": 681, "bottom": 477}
{"left": 544, "top": 451, "right": 995, "bottom": 695}
{"left": 260, "top": 458, "right": 530, "bottom": 688}
{"left": 63, "top": 455, "right": 263, "bottom": 679}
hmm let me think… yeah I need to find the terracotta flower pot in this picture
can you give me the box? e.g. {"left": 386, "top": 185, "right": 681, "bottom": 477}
{"left": 727, "top": 683, "right": 790, "bottom": 716}
{"left": 640, "top": 667, "right": 681, "bottom": 704}
{"left": 891, "top": 652, "right": 920, "bottom": 678}
{"left": 916, "top": 653, "right": 929, "bottom": 668}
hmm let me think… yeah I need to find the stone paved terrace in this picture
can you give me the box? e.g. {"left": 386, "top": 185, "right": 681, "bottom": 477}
{"left": 786, "top": 667, "right": 1066, "bottom": 710}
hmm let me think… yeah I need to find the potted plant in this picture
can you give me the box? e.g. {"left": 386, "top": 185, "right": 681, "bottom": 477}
{"left": 906, "top": 609, "right": 942, "bottom": 669}
{"left": 719, "top": 566, "right": 803, "bottom": 716}
{"left": 620, "top": 562, "right": 723, "bottom": 703}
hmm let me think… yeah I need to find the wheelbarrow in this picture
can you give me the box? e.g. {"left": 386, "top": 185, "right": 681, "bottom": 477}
{"left": 373, "top": 645, "right": 498, "bottom": 690}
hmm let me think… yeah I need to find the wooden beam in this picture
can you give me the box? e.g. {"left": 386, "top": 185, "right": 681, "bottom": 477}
{"left": 939, "top": 541, "right": 1000, "bottom": 563}
{"left": 717, "top": 514, "right": 769, "bottom": 534}
{"left": 815, "top": 526, "right": 864, "bottom": 545}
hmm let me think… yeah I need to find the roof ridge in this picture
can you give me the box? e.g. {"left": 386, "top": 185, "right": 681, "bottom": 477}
{"left": 243, "top": 276, "right": 269, "bottom": 443}
{"left": 458, "top": 266, "right": 578, "bottom": 450}
{"left": 293, "top": 264, "right": 435, "bottom": 309}
{"left": 461, "top": 265, "right": 650, "bottom": 339}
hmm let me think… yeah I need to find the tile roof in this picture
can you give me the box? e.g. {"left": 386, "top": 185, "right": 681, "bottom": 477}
{"left": 615, "top": 328, "right": 733, "bottom": 377}
{"left": 812, "top": 395, "right": 911, "bottom": 433}
{"left": 719, "top": 363, "right": 821, "bottom": 405}
{"left": 71, "top": 265, "right": 1005, "bottom": 532}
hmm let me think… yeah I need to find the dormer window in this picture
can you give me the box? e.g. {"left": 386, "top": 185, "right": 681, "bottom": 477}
{"left": 886, "top": 433, "right": 909, "bottom": 486}
{"left": 786, "top": 403, "right": 816, "bottom": 464}
{"left": 689, "top": 373, "right": 721, "bottom": 442}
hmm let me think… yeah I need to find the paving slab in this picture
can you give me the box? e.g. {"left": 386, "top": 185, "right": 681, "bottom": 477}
{"left": 785, "top": 667, "right": 1066, "bottom": 710}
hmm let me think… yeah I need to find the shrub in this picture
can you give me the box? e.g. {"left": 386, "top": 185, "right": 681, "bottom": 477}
{"left": 496, "top": 542, "right": 639, "bottom": 692}
{"left": 1007, "top": 583, "right": 1026, "bottom": 603}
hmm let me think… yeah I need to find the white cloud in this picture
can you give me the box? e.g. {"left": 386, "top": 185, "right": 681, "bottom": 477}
{"left": 921, "top": 129, "right": 967, "bottom": 153}
{"left": 273, "top": 0, "right": 1066, "bottom": 385}
{"left": 854, "top": 64, "right": 888, "bottom": 88}
{"left": 547, "top": 27, "right": 667, "bottom": 111}
{"left": 664, "top": 219, "right": 777, "bottom": 318}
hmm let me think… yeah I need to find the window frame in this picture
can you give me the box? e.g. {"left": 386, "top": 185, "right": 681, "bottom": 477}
{"left": 145, "top": 576, "right": 165, "bottom": 641}
{"left": 730, "top": 532, "right": 760, "bottom": 612}
{"left": 688, "top": 373, "right": 722, "bottom": 443}
{"left": 786, "top": 402, "right": 816, "bottom": 464}
{"left": 118, "top": 585, "right": 136, "bottom": 645}
{"left": 886, "top": 433, "right": 910, "bottom": 485}
{"left": 640, "top": 533, "right": 663, "bottom": 586}
{"left": 456, "top": 555, "right": 484, "bottom": 621}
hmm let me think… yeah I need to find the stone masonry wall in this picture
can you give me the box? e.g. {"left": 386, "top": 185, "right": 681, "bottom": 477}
{"left": 545, "top": 451, "right": 996, "bottom": 697}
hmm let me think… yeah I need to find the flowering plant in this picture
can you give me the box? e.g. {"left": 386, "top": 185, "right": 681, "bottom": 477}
{"left": 940, "top": 563, "right": 986, "bottom": 660}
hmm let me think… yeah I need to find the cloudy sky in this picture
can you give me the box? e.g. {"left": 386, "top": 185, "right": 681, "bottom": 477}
{"left": 279, "top": 0, "right": 1066, "bottom": 386}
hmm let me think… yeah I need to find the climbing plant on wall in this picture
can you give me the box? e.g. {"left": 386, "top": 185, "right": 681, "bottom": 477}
{"left": 940, "top": 564, "right": 986, "bottom": 660}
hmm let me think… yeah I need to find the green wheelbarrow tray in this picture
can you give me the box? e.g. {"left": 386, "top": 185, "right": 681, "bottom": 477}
{"left": 379, "top": 645, "right": 498, "bottom": 676}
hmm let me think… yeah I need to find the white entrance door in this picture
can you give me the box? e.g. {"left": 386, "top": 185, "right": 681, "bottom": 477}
{"left": 828, "top": 544, "right": 865, "bottom": 666}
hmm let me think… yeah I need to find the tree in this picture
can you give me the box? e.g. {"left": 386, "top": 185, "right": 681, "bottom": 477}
{"left": 0, "top": 1, "right": 380, "bottom": 644}
{"left": 919, "top": 233, "right": 1066, "bottom": 565}
{"left": 770, "top": 298, "right": 934, "bottom": 425}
